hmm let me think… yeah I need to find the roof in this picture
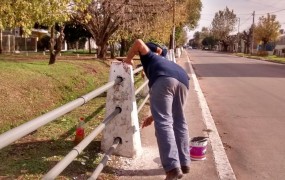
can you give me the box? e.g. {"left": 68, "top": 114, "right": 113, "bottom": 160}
{"left": 274, "top": 45, "right": 285, "bottom": 49}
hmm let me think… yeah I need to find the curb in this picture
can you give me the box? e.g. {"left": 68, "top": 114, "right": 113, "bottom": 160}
{"left": 185, "top": 51, "right": 237, "bottom": 180}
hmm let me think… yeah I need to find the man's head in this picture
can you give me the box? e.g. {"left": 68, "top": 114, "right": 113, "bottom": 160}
{"left": 161, "top": 48, "right": 167, "bottom": 57}
{"left": 146, "top": 42, "right": 167, "bottom": 57}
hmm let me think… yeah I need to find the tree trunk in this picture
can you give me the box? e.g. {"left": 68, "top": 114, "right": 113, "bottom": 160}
{"left": 76, "top": 41, "right": 79, "bottom": 51}
{"left": 0, "top": 30, "right": 2, "bottom": 54}
{"left": 49, "top": 25, "right": 56, "bottom": 64}
{"left": 169, "top": 34, "right": 174, "bottom": 49}
{"left": 97, "top": 43, "right": 108, "bottom": 59}
{"left": 120, "top": 39, "right": 127, "bottom": 57}
{"left": 262, "top": 41, "right": 268, "bottom": 51}
{"left": 49, "top": 25, "right": 65, "bottom": 65}
{"left": 110, "top": 43, "right": 115, "bottom": 59}
{"left": 222, "top": 41, "right": 228, "bottom": 52}
{"left": 88, "top": 38, "right": 91, "bottom": 54}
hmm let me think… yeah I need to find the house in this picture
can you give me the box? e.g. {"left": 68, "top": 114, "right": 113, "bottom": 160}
{"left": 1, "top": 28, "right": 39, "bottom": 53}
{"left": 0, "top": 28, "right": 67, "bottom": 53}
{"left": 274, "top": 29, "right": 285, "bottom": 57}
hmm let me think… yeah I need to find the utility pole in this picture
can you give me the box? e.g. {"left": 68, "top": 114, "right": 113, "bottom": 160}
{"left": 172, "top": 0, "right": 175, "bottom": 49}
{"left": 251, "top": 11, "right": 255, "bottom": 54}
{"left": 169, "top": 0, "right": 175, "bottom": 49}
{"left": 237, "top": 17, "right": 240, "bottom": 52}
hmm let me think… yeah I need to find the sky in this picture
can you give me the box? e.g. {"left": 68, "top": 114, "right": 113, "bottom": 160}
{"left": 188, "top": 0, "right": 285, "bottom": 38}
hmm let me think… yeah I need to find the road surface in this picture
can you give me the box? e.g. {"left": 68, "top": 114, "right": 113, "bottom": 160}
{"left": 188, "top": 49, "right": 285, "bottom": 180}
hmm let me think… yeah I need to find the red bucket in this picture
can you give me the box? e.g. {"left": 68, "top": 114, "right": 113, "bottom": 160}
{"left": 190, "top": 136, "right": 208, "bottom": 161}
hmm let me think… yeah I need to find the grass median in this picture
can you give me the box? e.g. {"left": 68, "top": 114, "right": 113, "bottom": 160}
{"left": 0, "top": 53, "right": 147, "bottom": 179}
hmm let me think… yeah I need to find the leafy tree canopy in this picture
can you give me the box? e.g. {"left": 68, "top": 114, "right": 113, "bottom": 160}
{"left": 0, "top": 0, "right": 71, "bottom": 34}
{"left": 72, "top": 0, "right": 202, "bottom": 58}
{"left": 254, "top": 13, "right": 281, "bottom": 46}
{"left": 211, "top": 7, "right": 237, "bottom": 41}
{"left": 202, "top": 36, "right": 217, "bottom": 47}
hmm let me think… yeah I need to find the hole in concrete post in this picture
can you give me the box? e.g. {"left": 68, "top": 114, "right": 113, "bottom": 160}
{"left": 116, "top": 76, "right": 124, "bottom": 84}
{"left": 116, "top": 107, "right": 122, "bottom": 113}
{"left": 115, "top": 137, "right": 122, "bottom": 144}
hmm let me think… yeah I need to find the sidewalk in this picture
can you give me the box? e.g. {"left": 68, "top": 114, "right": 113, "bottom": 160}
{"left": 116, "top": 50, "right": 219, "bottom": 180}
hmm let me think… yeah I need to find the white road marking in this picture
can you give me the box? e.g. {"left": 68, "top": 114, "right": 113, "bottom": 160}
{"left": 185, "top": 52, "right": 237, "bottom": 180}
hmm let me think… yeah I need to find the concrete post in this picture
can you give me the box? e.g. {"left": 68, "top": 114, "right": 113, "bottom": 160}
{"left": 168, "top": 49, "right": 176, "bottom": 63}
{"left": 102, "top": 61, "right": 142, "bottom": 158}
{"left": 175, "top": 48, "right": 181, "bottom": 58}
{"left": 8, "top": 35, "right": 10, "bottom": 53}
{"left": 35, "top": 37, "right": 38, "bottom": 52}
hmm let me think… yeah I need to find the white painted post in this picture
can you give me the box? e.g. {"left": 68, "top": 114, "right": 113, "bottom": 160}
{"left": 8, "top": 35, "right": 10, "bottom": 53}
{"left": 102, "top": 61, "right": 142, "bottom": 158}
{"left": 175, "top": 48, "right": 181, "bottom": 58}
{"left": 169, "top": 49, "right": 176, "bottom": 63}
{"left": 35, "top": 37, "right": 38, "bottom": 52}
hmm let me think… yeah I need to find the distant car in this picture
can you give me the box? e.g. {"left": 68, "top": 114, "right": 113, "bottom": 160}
{"left": 202, "top": 46, "right": 209, "bottom": 50}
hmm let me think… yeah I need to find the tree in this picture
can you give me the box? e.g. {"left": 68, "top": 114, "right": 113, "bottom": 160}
{"left": 254, "top": 13, "right": 281, "bottom": 50}
{"left": 73, "top": 0, "right": 173, "bottom": 58}
{"left": 193, "top": 31, "right": 201, "bottom": 48}
{"left": 0, "top": 0, "right": 75, "bottom": 64}
{"left": 241, "top": 27, "right": 253, "bottom": 54}
{"left": 183, "top": 0, "right": 202, "bottom": 29}
{"left": 211, "top": 7, "right": 237, "bottom": 51}
{"left": 39, "top": 1, "right": 75, "bottom": 64}
{"left": 202, "top": 36, "right": 217, "bottom": 49}
{"left": 173, "top": 0, "right": 202, "bottom": 47}
{"left": 72, "top": 0, "right": 202, "bottom": 58}
{"left": 64, "top": 22, "right": 92, "bottom": 53}
{"left": 0, "top": 1, "right": 36, "bottom": 53}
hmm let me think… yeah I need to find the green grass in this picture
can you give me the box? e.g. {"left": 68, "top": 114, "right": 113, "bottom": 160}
{"left": 0, "top": 58, "right": 109, "bottom": 133}
{"left": 61, "top": 49, "right": 97, "bottom": 55}
{"left": 235, "top": 53, "right": 285, "bottom": 64}
{"left": 0, "top": 54, "right": 139, "bottom": 179}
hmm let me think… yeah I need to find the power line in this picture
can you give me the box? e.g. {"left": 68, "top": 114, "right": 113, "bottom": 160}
{"left": 255, "top": 8, "right": 285, "bottom": 15}
{"left": 239, "top": 15, "right": 252, "bottom": 27}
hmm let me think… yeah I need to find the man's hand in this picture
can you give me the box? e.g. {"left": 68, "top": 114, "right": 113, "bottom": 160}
{"left": 141, "top": 71, "right": 145, "bottom": 79}
{"left": 142, "top": 116, "right": 154, "bottom": 128}
{"left": 124, "top": 58, "right": 134, "bottom": 66}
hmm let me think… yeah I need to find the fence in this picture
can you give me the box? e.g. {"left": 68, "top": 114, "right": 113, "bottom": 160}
{"left": 0, "top": 61, "right": 149, "bottom": 179}
{"left": 0, "top": 35, "right": 37, "bottom": 53}
{"left": 0, "top": 50, "right": 177, "bottom": 179}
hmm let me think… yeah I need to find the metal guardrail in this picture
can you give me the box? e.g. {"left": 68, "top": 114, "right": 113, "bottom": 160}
{"left": 0, "top": 64, "right": 150, "bottom": 179}
{"left": 137, "top": 94, "right": 150, "bottom": 113}
{"left": 88, "top": 137, "right": 121, "bottom": 180}
{"left": 133, "top": 66, "right": 143, "bottom": 75}
{"left": 133, "top": 67, "right": 150, "bottom": 113}
{"left": 43, "top": 107, "right": 122, "bottom": 179}
{"left": 135, "top": 80, "right": 149, "bottom": 95}
{"left": 43, "top": 66, "right": 149, "bottom": 179}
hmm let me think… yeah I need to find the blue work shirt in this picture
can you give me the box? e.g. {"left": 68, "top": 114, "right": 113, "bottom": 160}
{"left": 139, "top": 51, "right": 189, "bottom": 89}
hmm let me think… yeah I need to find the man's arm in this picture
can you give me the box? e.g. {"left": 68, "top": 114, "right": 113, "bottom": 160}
{"left": 146, "top": 42, "right": 163, "bottom": 56}
{"left": 124, "top": 39, "right": 150, "bottom": 65}
{"left": 156, "top": 46, "right": 163, "bottom": 55}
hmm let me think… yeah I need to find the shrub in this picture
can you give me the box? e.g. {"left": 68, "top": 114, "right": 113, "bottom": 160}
{"left": 256, "top": 50, "right": 268, "bottom": 57}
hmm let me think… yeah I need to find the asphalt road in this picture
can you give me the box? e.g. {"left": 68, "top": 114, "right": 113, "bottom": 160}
{"left": 187, "top": 49, "right": 285, "bottom": 180}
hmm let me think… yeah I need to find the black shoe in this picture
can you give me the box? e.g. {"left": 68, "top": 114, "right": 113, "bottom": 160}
{"left": 165, "top": 168, "right": 183, "bottom": 180}
{"left": 181, "top": 166, "right": 190, "bottom": 174}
